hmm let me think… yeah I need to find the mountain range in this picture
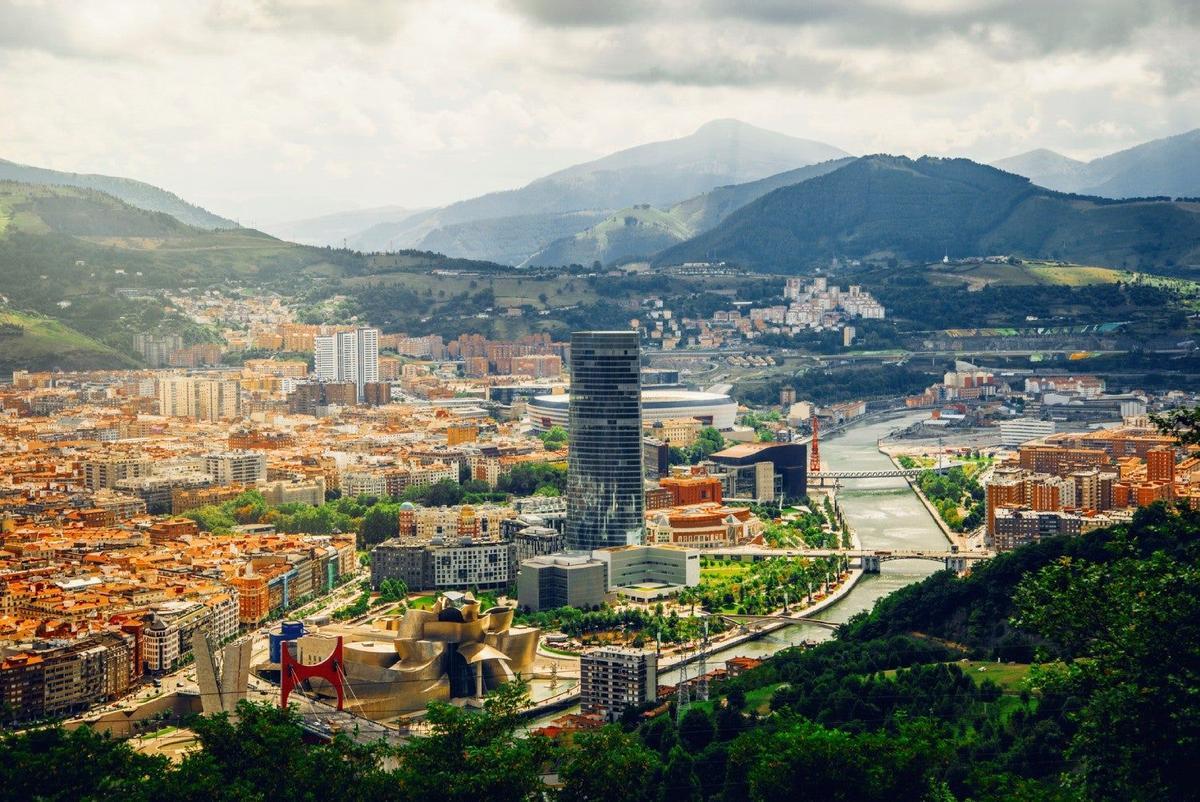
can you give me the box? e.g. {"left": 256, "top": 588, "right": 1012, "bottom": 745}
{"left": 341, "top": 119, "right": 850, "bottom": 262}
{"left": 991, "top": 129, "right": 1200, "bottom": 199}
{"left": 4, "top": 120, "right": 1200, "bottom": 275}
{"left": 655, "top": 155, "right": 1200, "bottom": 271}
{"left": 0, "top": 158, "right": 236, "bottom": 230}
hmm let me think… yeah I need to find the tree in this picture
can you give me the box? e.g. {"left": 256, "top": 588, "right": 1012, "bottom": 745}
{"left": 0, "top": 725, "right": 168, "bottom": 801}
{"left": 359, "top": 503, "right": 399, "bottom": 547}
{"left": 182, "top": 505, "right": 237, "bottom": 534}
{"left": 660, "top": 745, "right": 702, "bottom": 802}
{"left": 559, "top": 726, "right": 660, "bottom": 802}
{"left": 1013, "top": 549, "right": 1200, "bottom": 801}
{"left": 540, "top": 425, "right": 568, "bottom": 450}
{"left": 679, "top": 706, "right": 715, "bottom": 752}
{"left": 392, "top": 680, "right": 549, "bottom": 802}
{"left": 166, "top": 701, "right": 389, "bottom": 800}
{"left": 1151, "top": 405, "right": 1200, "bottom": 445}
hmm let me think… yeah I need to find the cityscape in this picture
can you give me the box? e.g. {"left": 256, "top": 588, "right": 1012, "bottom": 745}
{"left": 2, "top": 2, "right": 1199, "bottom": 801}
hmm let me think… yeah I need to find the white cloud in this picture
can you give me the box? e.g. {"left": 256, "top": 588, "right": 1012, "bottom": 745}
{"left": 0, "top": 0, "right": 1195, "bottom": 221}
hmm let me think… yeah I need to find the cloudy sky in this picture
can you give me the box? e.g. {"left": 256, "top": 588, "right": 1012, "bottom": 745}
{"left": 2, "top": 0, "right": 1197, "bottom": 223}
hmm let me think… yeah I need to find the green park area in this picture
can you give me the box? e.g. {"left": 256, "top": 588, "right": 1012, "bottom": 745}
{"left": 692, "top": 555, "right": 849, "bottom": 616}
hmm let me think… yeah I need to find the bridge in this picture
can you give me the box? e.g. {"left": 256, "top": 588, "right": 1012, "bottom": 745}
{"left": 809, "top": 465, "right": 955, "bottom": 482}
{"left": 706, "top": 546, "right": 993, "bottom": 573}
{"left": 719, "top": 613, "right": 843, "bottom": 630}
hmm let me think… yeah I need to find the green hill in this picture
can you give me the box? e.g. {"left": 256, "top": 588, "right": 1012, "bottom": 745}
{"left": 526, "top": 205, "right": 693, "bottom": 266}
{"left": 0, "top": 309, "right": 138, "bottom": 372}
{"left": 0, "top": 158, "right": 236, "bottom": 229}
{"left": 526, "top": 158, "right": 854, "bottom": 267}
{"left": 0, "top": 181, "right": 504, "bottom": 369}
{"left": 655, "top": 155, "right": 1200, "bottom": 273}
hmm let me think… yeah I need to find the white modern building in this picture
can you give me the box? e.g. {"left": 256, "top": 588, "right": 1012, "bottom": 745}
{"left": 314, "top": 328, "right": 380, "bottom": 402}
{"left": 529, "top": 389, "right": 737, "bottom": 433}
{"left": 999, "top": 418, "right": 1057, "bottom": 448}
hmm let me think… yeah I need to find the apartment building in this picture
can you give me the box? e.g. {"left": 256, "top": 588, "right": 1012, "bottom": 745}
{"left": 204, "top": 451, "right": 267, "bottom": 486}
{"left": 580, "top": 646, "right": 658, "bottom": 721}
{"left": 84, "top": 455, "right": 152, "bottom": 491}
{"left": 0, "top": 631, "right": 136, "bottom": 723}
{"left": 371, "top": 536, "right": 518, "bottom": 591}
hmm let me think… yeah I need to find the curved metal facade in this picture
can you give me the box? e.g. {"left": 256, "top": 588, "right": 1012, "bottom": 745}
{"left": 566, "top": 331, "right": 645, "bottom": 550}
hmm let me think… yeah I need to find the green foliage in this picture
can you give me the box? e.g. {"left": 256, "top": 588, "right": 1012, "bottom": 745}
{"left": 539, "top": 425, "right": 568, "bottom": 450}
{"left": 515, "top": 604, "right": 727, "bottom": 644}
{"left": 1151, "top": 403, "right": 1200, "bottom": 446}
{"left": 696, "top": 555, "right": 846, "bottom": 615}
{"left": 1013, "top": 548, "right": 1200, "bottom": 800}
{"left": 496, "top": 462, "right": 567, "bottom": 496}
{"left": 916, "top": 467, "right": 984, "bottom": 533}
{"left": 560, "top": 726, "right": 661, "bottom": 801}
{"left": 392, "top": 680, "right": 550, "bottom": 802}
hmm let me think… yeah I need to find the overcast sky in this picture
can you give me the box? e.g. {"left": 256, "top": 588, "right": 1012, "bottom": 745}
{"left": 2, "top": 0, "right": 1198, "bottom": 223}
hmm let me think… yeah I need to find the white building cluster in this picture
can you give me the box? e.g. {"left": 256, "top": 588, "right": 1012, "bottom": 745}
{"left": 764, "top": 277, "right": 886, "bottom": 330}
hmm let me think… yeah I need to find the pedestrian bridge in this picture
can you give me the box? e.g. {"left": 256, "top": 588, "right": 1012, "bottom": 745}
{"left": 809, "top": 465, "right": 955, "bottom": 481}
{"left": 706, "top": 546, "right": 993, "bottom": 574}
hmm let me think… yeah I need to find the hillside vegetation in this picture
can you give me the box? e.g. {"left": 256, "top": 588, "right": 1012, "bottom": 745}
{"left": 656, "top": 155, "right": 1200, "bottom": 273}
{"left": 0, "top": 158, "right": 235, "bottom": 229}
{"left": 0, "top": 309, "right": 139, "bottom": 372}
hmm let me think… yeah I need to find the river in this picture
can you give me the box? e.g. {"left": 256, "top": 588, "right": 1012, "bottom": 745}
{"left": 654, "top": 410, "right": 947, "bottom": 683}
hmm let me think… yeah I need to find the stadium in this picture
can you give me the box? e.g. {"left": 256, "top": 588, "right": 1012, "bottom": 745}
{"left": 526, "top": 389, "right": 738, "bottom": 432}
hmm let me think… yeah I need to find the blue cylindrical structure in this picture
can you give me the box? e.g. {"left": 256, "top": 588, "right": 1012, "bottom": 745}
{"left": 268, "top": 620, "right": 305, "bottom": 664}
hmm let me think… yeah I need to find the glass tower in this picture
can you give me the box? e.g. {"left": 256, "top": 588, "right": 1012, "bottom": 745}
{"left": 566, "top": 331, "right": 644, "bottom": 550}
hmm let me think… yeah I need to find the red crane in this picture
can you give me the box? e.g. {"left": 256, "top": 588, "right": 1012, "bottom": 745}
{"left": 809, "top": 415, "right": 821, "bottom": 473}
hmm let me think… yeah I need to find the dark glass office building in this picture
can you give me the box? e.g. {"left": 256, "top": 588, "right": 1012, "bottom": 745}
{"left": 566, "top": 331, "right": 644, "bottom": 550}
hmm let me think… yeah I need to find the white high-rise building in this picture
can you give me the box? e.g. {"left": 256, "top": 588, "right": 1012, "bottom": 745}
{"left": 313, "top": 328, "right": 378, "bottom": 402}
{"left": 314, "top": 335, "right": 338, "bottom": 382}
{"left": 356, "top": 327, "right": 379, "bottom": 399}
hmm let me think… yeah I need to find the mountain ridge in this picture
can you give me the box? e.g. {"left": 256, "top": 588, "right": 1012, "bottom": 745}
{"left": 655, "top": 154, "right": 1200, "bottom": 272}
{"left": 348, "top": 119, "right": 850, "bottom": 261}
{"left": 0, "top": 158, "right": 236, "bottom": 230}
{"left": 992, "top": 128, "right": 1200, "bottom": 198}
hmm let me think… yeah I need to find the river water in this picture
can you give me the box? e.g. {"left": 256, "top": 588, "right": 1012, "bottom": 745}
{"left": 654, "top": 410, "right": 947, "bottom": 683}
{"left": 523, "top": 411, "right": 947, "bottom": 721}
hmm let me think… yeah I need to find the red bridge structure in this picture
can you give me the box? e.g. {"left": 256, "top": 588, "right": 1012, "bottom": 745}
{"left": 280, "top": 635, "right": 345, "bottom": 711}
{"left": 809, "top": 415, "right": 821, "bottom": 473}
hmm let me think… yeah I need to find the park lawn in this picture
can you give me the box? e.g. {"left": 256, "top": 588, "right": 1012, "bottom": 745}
{"left": 883, "top": 660, "right": 1035, "bottom": 691}
{"left": 407, "top": 595, "right": 437, "bottom": 609}
{"left": 700, "top": 562, "right": 752, "bottom": 579}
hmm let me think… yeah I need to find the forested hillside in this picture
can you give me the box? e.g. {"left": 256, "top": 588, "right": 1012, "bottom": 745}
{"left": 656, "top": 155, "right": 1200, "bottom": 272}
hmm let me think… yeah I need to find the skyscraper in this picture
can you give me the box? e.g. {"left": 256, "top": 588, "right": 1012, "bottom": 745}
{"left": 312, "top": 328, "right": 379, "bottom": 402}
{"left": 566, "top": 330, "right": 644, "bottom": 550}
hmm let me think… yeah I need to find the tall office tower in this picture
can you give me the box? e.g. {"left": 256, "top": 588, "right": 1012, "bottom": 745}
{"left": 314, "top": 335, "right": 338, "bottom": 382}
{"left": 355, "top": 327, "right": 379, "bottom": 402}
{"left": 566, "top": 331, "right": 644, "bottom": 550}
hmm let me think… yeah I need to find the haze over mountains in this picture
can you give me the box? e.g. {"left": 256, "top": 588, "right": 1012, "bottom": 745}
{"left": 341, "top": 119, "right": 850, "bottom": 262}
{"left": 4, "top": 120, "right": 1200, "bottom": 273}
{"left": 992, "top": 128, "right": 1200, "bottom": 199}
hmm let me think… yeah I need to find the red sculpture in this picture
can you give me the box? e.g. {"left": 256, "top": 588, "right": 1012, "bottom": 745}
{"left": 280, "top": 636, "right": 345, "bottom": 710}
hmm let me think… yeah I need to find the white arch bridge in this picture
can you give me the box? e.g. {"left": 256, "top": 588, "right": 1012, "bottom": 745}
{"left": 705, "top": 546, "right": 993, "bottom": 574}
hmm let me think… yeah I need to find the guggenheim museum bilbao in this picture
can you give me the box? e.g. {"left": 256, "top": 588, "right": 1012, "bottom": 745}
{"left": 526, "top": 389, "right": 738, "bottom": 433}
